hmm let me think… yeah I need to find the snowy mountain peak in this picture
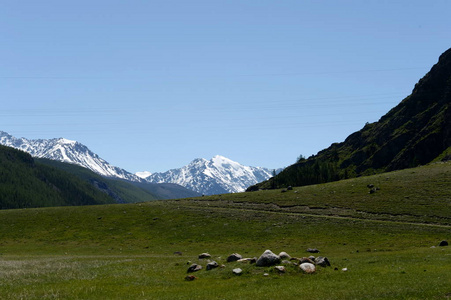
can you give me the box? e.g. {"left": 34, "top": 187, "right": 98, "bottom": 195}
{"left": 0, "top": 131, "right": 142, "bottom": 182}
{"left": 143, "top": 155, "right": 276, "bottom": 195}
{"left": 58, "top": 138, "right": 77, "bottom": 146}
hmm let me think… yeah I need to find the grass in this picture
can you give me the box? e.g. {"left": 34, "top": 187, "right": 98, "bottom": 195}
{"left": 0, "top": 162, "right": 450, "bottom": 299}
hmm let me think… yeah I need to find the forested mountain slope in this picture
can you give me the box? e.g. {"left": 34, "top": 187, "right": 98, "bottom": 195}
{"left": 253, "top": 48, "right": 451, "bottom": 190}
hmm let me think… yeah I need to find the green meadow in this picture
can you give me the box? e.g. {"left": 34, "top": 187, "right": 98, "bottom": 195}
{"left": 0, "top": 162, "right": 450, "bottom": 299}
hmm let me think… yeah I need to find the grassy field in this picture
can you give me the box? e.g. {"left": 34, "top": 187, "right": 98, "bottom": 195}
{"left": 0, "top": 162, "right": 450, "bottom": 299}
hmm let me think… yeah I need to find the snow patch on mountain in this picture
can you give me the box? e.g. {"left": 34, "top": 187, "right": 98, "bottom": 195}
{"left": 0, "top": 131, "right": 142, "bottom": 182}
{"left": 143, "top": 155, "right": 276, "bottom": 195}
{"left": 135, "top": 171, "right": 152, "bottom": 179}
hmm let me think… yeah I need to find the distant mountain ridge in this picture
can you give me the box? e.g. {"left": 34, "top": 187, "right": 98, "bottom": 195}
{"left": 253, "top": 48, "right": 451, "bottom": 190}
{"left": 0, "top": 131, "right": 142, "bottom": 182}
{"left": 139, "top": 155, "right": 278, "bottom": 195}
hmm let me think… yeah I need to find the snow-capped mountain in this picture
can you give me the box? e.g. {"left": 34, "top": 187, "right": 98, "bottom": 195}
{"left": 0, "top": 131, "right": 142, "bottom": 182}
{"left": 139, "top": 155, "right": 277, "bottom": 195}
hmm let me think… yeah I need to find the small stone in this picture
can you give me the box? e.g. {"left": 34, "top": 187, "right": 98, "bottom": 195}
{"left": 237, "top": 257, "right": 257, "bottom": 263}
{"left": 278, "top": 251, "right": 291, "bottom": 260}
{"left": 206, "top": 261, "right": 219, "bottom": 271}
{"left": 342, "top": 268, "right": 348, "bottom": 272}
{"left": 184, "top": 275, "right": 197, "bottom": 281}
{"left": 274, "top": 266, "right": 286, "bottom": 273}
{"left": 306, "top": 248, "right": 320, "bottom": 253}
{"left": 198, "top": 253, "right": 211, "bottom": 259}
{"left": 439, "top": 240, "right": 448, "bottom": 247}
{"left": 187, "top": 264, "right": 202, "bottom": 273}
{"left": 232, "top": 268, "right": 243, "bottom": 275}
{"left": 315, "top": 256, "right": 331, "bottom": 267}
{"left": 227, "top": 253, "right": 243, "bottom": 262}
{"left": 299, "top": 257, "right": 315, "bottom": 264}
{"left": 263, "top": 273, "right": 269, "bottom": 277}
{"left": 300, "top": 263, "right": 316, "bottom": 274}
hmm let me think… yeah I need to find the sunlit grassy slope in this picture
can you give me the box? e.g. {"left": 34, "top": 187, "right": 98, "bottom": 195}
{"left": 0, "top": 162, "right": 449, "bottom": 299}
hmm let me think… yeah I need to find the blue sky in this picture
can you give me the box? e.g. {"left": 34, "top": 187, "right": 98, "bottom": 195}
{"left": 1, "top": 0, "right": 450, "bottom": 173}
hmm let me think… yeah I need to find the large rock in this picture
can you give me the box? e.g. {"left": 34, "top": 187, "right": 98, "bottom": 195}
{"left": 227, "top": 253, "right": 243, "bottom": 262}
{"left": 300, "top": 263, "right": 316, "bottom": 274}
{"left": 256, "top": 250, "right": 281, "bottom": 267}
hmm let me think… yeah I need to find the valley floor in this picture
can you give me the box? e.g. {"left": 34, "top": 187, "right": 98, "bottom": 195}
{"left": 0, "top": 163, "right": 450, "bottom": 299}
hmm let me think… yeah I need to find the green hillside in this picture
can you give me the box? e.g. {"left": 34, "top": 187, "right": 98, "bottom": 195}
{"left": 39, "top": 158, "right": 201, "bottom": 202}
{"left": 0, "top": 162, "right": 449, "bottom": 299}
{"left": 0, "top": 145, "right": 115, "bottom": 209}
{"left": 254, "top": 48, "right": 451, "bottom": 190}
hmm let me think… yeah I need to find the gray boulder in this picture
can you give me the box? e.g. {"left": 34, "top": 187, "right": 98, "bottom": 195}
{"left": 198, "top": 253, "right": 211, "bottom": 259}
{"left": 206, "top": 261, "right": 219, "bottom": 271}
{"left": 187, "top": 264, "right": 202, "bottom": 273}
{"left": 227, "top": 253, "right": 243, "bottom": 262}
{"left": 279, "top": 251, "right": 291, "bottom": 260}
{"left": 315, "top": 256, "right": 331, "bottom": 267}
{"left": 256, "top": 250, "right": 281, "bottom": 267}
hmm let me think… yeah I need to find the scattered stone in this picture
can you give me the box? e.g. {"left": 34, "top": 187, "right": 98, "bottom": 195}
{"left": 342, "top": 268, "right": 348, "bottom": 272}
{"left": 232, "top": 268, "right": 243, "bottom": 275}
{"left": 198, "top": 253, "right": 211, "bottom": 259}
{"left": 307, "top": 248, "right": 320, "bottom": 253}
{"left": 274, "top": 266, "right": 286, "bottom": 273}
{"left": 299, "top": 257, "right": 315, "bottom": 264}
{"left": 279, "top": 251, "right": 291, "bottom": 260}
{"left": 184, "top": 275, "right": 197, "bottom": 281}
{"left": 227, "top": 253, "right": 243, "bottom": 262}
{"left": 308, "top": 255, "right": 316, "bottom": 261}
{"left": 439, "top": 240, "right": 448, "bottom": 247}
{"left": 173, "top": 251, "right": 183, "bottom": 256}
{"left": 315, "top": 256, "right": 331, "bottom": 267}
{"left": 237, "top": 257, "right": 257, "bottom": 264}
{"left": 206, "top": 261, "right": 219, "bottom": 271}
{"left": 281, "top": 260, "right": 292, "bottom": 265}
{"left": 334, "top": 267, "right": 338, "bottom": 271}
{"left": 187, "top": 264, "right": 202, "bottom": 273}
{"left": 263, "top": 273, "right": 269, "bottom": 277}
{"left": 287, "top": 186, "right": 293, "bottom": 190}
{"left": 281, "top": 189, "right": 288, "bottom": 193}
{"left": 367, "top": 184, "right": 374, "bottom": 188}
{"left": 256, "top": 250, "right": 281, "bottom": 267}
{"left": 300, "top": 263, "right": 316, "bottom": 274}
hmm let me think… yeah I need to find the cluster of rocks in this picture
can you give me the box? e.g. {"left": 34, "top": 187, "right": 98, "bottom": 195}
{"left": 185, "top": 249, "right": 335, "bottom": 280}
{"left": 367, "top": 184, "right": 380, "bottom": 194}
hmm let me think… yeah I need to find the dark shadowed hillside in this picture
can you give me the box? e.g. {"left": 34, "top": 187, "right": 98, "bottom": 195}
{"left": 0, "top": 145, "right": 115, "bottom": 209}
{"left": 253, "top": 48, "right": 451, "bottom": 190}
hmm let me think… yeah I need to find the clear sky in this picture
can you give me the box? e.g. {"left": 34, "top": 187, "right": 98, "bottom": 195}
{"left": 1, "top": 0, "right": 450, "bottom": 173}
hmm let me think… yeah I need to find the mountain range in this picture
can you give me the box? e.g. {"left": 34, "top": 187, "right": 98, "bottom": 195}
{"left": 138, "top": 155, "right": 278, "bottom": 195}
{"left": 0, "top": 131, "right": 277, "bottom": 195}
{"left": 0, "top": 131, "right": 141, "bottom": 182}
{"left": 252, "top": 47, "right": 451, "bottom": 190}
